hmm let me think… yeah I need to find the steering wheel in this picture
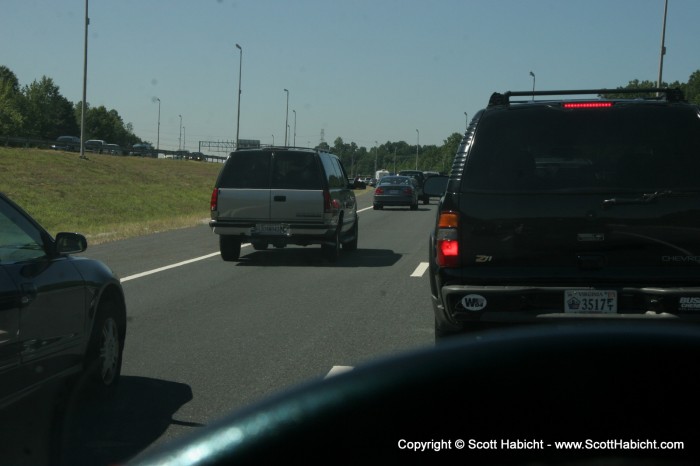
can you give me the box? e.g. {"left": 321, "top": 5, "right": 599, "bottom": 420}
{"left": 129, "top": 322, "right": 700, "bottom": 465}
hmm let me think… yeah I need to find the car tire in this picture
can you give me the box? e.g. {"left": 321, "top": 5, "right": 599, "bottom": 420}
{"left": 220, "top": 236, "right": 242, "bottom": 261}
{"left": 410, "top": 202, "right": 418, "bottom": 210}
{"left": 84, "top": 300, "right": 124, "bottom": 391}
{"left": 422, "top": 195, "right": 429, "bottom": 205}
{"left": 322, "top": 226, "right": 341, "bottom": 262}
{"left": 342, "top": 218, "right": 358, "bottom": 251}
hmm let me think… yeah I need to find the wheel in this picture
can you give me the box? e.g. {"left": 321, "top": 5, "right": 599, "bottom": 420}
{"left": 251, "top": 240, "right": 268, "bottom": 251}
{"left": 322, "top": 226, "right": 340, "bottom": 262}
{"left": 220, "top": 236, "right": 242, "bottom": 261}
{"left": 84, "top": 300, "right": 124, "bottom": 390}
{"left": 422, "top": 195, "right": 429, "bottom": 205}
{"left": 342, "top": 218, "right": 358, "bottom": 251}
{"left": 410, "top": 202, "right": 418, "bottom": 210}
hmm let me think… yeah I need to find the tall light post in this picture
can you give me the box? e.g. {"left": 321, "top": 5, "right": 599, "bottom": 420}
{"left": 415, "top": 129, "right": 419, "bottom": 170}
{"left": 155, "top": 97, "right": 161, "bottom": 154}
{"left": 292, "top": 109, "right": 297, "bottom": 146}
{"left": 529, "top": 71, "right": 536, "bottom": 100}
{"left": 464, "top": 112, "right": 468, "bottom": 131}
{"left": 271, "top": 134, "right": 275, "bottom": 146}
{"left": 374, "top": 141, "right": 378, "bottom": 174}
{"left": 79, "top": 0, "right": 89, "bottom": 160}
{"left": 235, "top": 43, "right": 242, "bottom": 149}
{"left": 178, "top": 114, "right": 182, "bottom": 152}
{"left": 283, "top": 89, "right": 289, "bottom": 146}
{"left": 183, "top": 126, "right": 186, "bottom": 152}
{"left": 657, "top": 0, "right": 668, "bottom": 89}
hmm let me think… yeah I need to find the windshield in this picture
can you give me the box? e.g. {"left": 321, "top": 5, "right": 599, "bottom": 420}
{"left": 2, "top": 1, "right": 700, "bottom": 465}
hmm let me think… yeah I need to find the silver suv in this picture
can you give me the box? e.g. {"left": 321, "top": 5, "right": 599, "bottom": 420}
{"left": 210, "top": 147, "right": 358, "bottom": 262}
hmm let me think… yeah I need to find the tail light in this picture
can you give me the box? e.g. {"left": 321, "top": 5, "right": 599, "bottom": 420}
{"left": 403, "top": 187, "right": 413, "bottom": 195}
{"left": 562, "top": 102, "right": 613, "bottom": 109}
{"left": 210, "top": 188, "right": 219, "bottom": 211}
{"left": 436, "top": 211, "right": 459, "bottom": 267}
{"left": 375, "top": 187, "right": 384, "bottom": 195}
{"left": 323, "top": 189, "right": 340, "bottom": 213}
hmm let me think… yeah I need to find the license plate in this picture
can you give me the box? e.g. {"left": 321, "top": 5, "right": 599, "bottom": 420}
{"left": 564, "top": 290, "right": 617, "bottom": 314}
{"left": 255, "top": 223, "right": 289, "bottom": 235}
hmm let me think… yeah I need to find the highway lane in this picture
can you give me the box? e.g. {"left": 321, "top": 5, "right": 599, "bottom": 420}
{"left": 57, "top": 189, "right": 440, "bottom": 465}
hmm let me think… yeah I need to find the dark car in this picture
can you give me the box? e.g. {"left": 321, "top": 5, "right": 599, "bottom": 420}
{"left": 51, "top": 135, "right": 80, "bottom": 152}
{"left": 373, "top": 175, "right": 419, "bottom": 210}
{"left": 0, "top": 192, "right": 126, "bottom": 409}
{"left": 210, "top": 147, "right": 358, "bottom": 262}
{"left": 397, "top": 170, "right": 429, "bottom": 204}
{"left": 426, "top": 88, "right": 700, "bottom": 339}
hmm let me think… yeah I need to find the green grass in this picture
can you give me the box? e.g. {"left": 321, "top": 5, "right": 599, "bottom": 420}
{"left": 0, "top": 147, "right": 223, "bottom": 244}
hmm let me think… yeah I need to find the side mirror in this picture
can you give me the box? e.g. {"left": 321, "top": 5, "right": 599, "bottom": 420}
{"left": 423, "top": 175, "right": 448, "bottom": 197}
{"left": 55, "top": 232, "right": 88, "bottom": 254}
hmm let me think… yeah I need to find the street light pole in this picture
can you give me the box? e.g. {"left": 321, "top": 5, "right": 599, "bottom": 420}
{"left": 79, "top": 0, "right": 89, "bottom": 160}
{"left": 284, "top": 89, "right": 289, "bottom": 146}
{"left": 292, "top": 109, "right": 296, "bottom": 146}
{"left": 464, "top": 112, "right": 468, "bottom": 131}
{"left": 235, "top": 43, "right": 242, "bottom": 150}
{"left": 415, "top": 129, "right": 419, "bottom": 170}
{"left": 657, "top": 0, "right": 668, "bottom": 89}
{"left": 155, "top": 98, "right": 161, "bottom": 154}
{"left": 178, "top": 114, "right": 182, "bottom": 152}
{"left": 529, "top": 71, "right": 536, "bottom": 100}
{"left": 374, "top": 141, "right": 378, "bottom": 174}
{"left": 183, "top": 126, "right": 186, "bottom": 152}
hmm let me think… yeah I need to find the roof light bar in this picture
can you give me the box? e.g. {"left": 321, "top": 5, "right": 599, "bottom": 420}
{"left": 562, "top": 102, "right": 613, "bottom": 109}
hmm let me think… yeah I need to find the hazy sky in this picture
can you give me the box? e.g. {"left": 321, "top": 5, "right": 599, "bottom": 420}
{"left": 2, "top": 0, "right": 699, "bottom": 150}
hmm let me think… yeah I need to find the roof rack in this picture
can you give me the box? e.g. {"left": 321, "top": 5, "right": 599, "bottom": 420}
{"left": 488, "top": 88, "right": 685, "bottom": 107}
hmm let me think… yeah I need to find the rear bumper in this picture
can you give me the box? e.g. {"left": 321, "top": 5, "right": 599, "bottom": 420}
{"left": 210, "top": 220, "right": 336, "bottom": 245}
{"left": 436, "top": 284, "right": 700, "bottom": 325}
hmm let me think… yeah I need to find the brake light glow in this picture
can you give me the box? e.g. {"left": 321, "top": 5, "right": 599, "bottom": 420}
{"left": 210, "top": 188, "right": 219, "bottom": 211}
{"left": 562, "top": 102, "right": 613, "bottom": 109}
{"left": 375, "top": 187, "right": 384, "bottom": 195}
{"left": 323, "top": 190, "right": 340, "bottom": 213}
{"left": 436, "top": 211, "right": 459, "bottom": 267}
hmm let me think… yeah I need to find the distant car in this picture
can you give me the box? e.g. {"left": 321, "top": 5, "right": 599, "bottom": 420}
{"left": 398, "top": 170, "right": 429, "bottom": 204}
{"left": 189, "top": 152, "right": 205, "bottom": 161}
{"left": 353, "top": 176, "right": 366, "bottom": 189}
{"left": 103, "top": 143, "right": 123, "bottom": 155}
{"left": 0, "top": 192, "right": 127, "bottom": 409}
{"left": 84, "top": 139, "right": 105, "bottom": 153}
{"left": 373, "top": 175, "right": 418, "bottom": 210}
{"left": 130, "top": 143, "right": 155, "bottom": 157}
{"left": 51, "top": 135, "right": 80, "bottom": 152}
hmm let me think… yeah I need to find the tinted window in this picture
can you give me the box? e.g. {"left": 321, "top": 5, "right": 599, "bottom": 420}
{"left": 271, "top": 151, "right": 323, "bottom": 190}
{"left": 0, "top": 199, "right": 46, "bottom": 264}
{"left": 379, "top": 176, "right": 412, "bottom": 186}
{"left": 218, "top": 151, "right": 271, "bottom": 189}
{"left": 464, "top": 105, "right": 700, "bottom": 192}
{"left": 320, "top": 154, "right": 343, "bottom": 188}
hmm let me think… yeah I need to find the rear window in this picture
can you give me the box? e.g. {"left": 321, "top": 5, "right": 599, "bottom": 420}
{"left": 218, "top": 151, "right": 271, "bottom": 189}
{"left": 271, "top": 151, "right": 323, "bottom": 190}
{"left": 463, "top": 104, "right": 700, "bottom": 192}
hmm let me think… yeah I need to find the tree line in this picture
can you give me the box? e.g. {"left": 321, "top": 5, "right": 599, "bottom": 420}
{"left": 2, "top": 64, "right": 698, "bottom": 171}
{"left": 0, "top": 65, "right": 144, "bottom": 149}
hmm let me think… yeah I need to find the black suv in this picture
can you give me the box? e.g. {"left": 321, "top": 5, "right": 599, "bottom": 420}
{"left": 426, "top": 88, "right": 700, "bottom": 339}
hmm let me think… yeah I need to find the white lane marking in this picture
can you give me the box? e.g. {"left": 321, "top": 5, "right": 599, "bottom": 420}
{"left": 325, "top": 366, "right": 354, "bottom": 379}
{"left": 411, "top": 262, "right": 429, "bottom": 277}
{"left": 120, "top": 244, "right": 252, "bottom": 282}
{"left": 120, "top": 205, "right": 377, "bottom": 283}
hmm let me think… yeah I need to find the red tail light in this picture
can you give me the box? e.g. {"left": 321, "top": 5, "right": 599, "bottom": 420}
{"left": 210, "top": 188, "right": 219, "bottom": 211}
{"left": 323, "top": 190, "right": 340, "bottom": 213}
{"left": 436, "top": 212, "right": 459, "bottom": 267}
{"left": 403, "top": 187, "right": 413, "bottom": 195}
{"left": 375, "top": 187, "right": 384, "bottom": 195}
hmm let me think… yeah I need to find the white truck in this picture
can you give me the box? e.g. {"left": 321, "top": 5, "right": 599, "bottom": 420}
{"left": 375, "top": 169, "right": 390, "bottom": 183}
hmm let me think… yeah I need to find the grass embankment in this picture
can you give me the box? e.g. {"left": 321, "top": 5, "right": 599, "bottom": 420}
{"left": 0, "top": 147, "right": 223, "bottom": 244}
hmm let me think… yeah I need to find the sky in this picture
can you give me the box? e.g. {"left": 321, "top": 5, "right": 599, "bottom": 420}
{"left": 2, "top": 0, "right": 699, "bottom": 152}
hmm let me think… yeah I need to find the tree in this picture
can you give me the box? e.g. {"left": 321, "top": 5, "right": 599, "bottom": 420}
{"left": 686, "top": 70, "right": 700, "bottom": 105}
{"left": 22, "top": 76, "right": 78, "bottom": 139}
{"left": 0, "top": 66, "right": 25, "bottom": 135}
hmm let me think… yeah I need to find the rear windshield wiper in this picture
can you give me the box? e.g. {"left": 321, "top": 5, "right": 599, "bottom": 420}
{"left": 602, "top": 190, "right": 699, "bottom": 208}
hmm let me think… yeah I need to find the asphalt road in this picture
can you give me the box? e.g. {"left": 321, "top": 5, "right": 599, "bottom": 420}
{"left": 3, "top": 188, "right": 440, "bottom": 465}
